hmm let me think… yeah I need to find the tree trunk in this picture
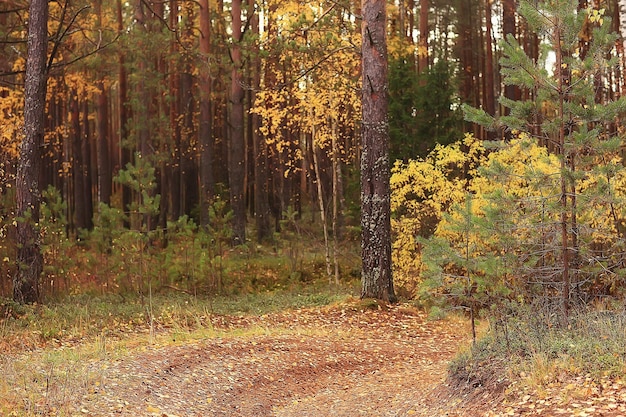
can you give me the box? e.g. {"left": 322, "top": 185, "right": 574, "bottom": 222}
{"left": 96, "top": 81, "right": 111, "bottom": 205}
{"left": 502, "top": 0, "right": 520, "bottom": 107}
{"left": 168, "top": 0, "right": 181, "bottom": 222}
{"left": 618, "top": 0, "right": 626, "bottom": 95}
{"left": 198, "top": 0, "right": 214, "bottom": 227}
{"left": 117, "top": 0, "right": 132, "bottom": 225}
{"left": 360, "top": 0, "right": 397, "bottom": 303}
{"left": 81, "top": 96, "right": 94, "bottom": 229}
{"left": 71, "top": 89, "right": 88, "bottom": 231}
{"left": 418, "top": 0, "right": 429, "bottom": 74}
{"left": 229, "top": 0, "right": 246, "bottom": 245}
{"left": 555, "top": 23, "right": 571, "bottom": 319}
{"left": 331, "top": 119, "right": 341, "bottom": 285}
{"left": 96, "top": 0, "right": 111, "bottom": 205}
{"left": 15, "top": 0, "right": 48, "bottom": 303}
{"left": 250, "top": 0, "right": 271, "bottom": 242}
{"left": 484, "top": 0, "right": 495, "bottom": 117}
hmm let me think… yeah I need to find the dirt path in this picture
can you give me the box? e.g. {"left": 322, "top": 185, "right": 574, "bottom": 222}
{"left": 70, "top": 304, "right": 473, "bottom": 417}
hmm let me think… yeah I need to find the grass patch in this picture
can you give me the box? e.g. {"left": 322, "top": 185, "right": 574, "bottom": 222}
{"left": 0, "top": 279, "right": 359, "bottom": 416}
{"left": 448, "top": 306, "right": 626, "bottom": 394}
{"left": 0, "top": 279, "right": 358, "bottom": 349}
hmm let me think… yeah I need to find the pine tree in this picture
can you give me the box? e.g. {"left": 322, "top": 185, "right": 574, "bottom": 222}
{"left": 14, "top": 0, "right": 48, "bottom": 303}
{"left": 464, "top": 0, "right": 626, "bottom": 318}
{"left": 361, "top": 0, "right": 397, "bottom": 302}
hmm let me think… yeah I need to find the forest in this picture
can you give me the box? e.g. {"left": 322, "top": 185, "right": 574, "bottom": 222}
{"left": 2, "top": 0, "right": 626, "bottom": 310}
{"left": 3, "top": 0, "right": 626, "bottom": 414}
{"left": 0, "top": 0, "right": 461, "bottom": 304}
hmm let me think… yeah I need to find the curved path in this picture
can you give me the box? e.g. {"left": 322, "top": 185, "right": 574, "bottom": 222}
{"left": 75, "top": 304, "right": 473, "bottom": 417}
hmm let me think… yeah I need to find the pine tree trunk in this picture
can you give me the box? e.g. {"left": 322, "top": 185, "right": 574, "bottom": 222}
{"left": 418, "top": 0, "right": 429, "bottom": 74}
{"left": 81, "top": 97, "right": 93, "bottom": 229}
{"left": 250, "top": 0, "right": 271, "bottom": 242}
{"left": 168, "top": 0, "right": 181, "bottom": 222}
{"left": 71, "top": 89, "right": 88, "bottom": 231}
{"left": 484, "top": 0, "right": 495, "bottom": 117}
{"left": 199, "top": 0, "right": 214, "bottom": 227}
{"left": 229, "top": 0, "right": 246, "bottom": 245}
{"left": 15, "top": 0, "right": 48, "bottom": 303}
{"left": 117, "top": 0, "right": 131, "bottom": 224}
{"left": 555, "top": 23, "right": 571, "bottom": 319}
{"left": 96, "top": 0, "right": 111, "bottom": 205}
{"left": 618, "top": 0, "right": 626, "bottom": 95}
{"left": 503, "top": 0, "right": 520, "bottom": 107}
{"left": 360, "top": 0, "right": 397, "bottom": 303}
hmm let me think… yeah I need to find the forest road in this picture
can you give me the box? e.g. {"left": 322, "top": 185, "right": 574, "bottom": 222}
{"left": 75, "top": 305, "right": 482, "bottom": 417}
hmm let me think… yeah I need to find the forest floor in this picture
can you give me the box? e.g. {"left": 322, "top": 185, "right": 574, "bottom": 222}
{"left": 3, "top": 299, "right": 626, "bottom": 416}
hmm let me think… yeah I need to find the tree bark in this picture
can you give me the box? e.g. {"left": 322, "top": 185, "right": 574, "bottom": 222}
{"left": 117, "top": 0, "right": 132, "bottom": 225}
{"left": 15, "top": 0, "right": 48, "bottom": 303}
{"left": 250, "top": 0, "right": 271, "bottom": 242}
{"left": 81, "top": 96, "right": 94, "bottom": 229}
{"left": 503, "top": 0, "right": 520, "bottom": 107}
{"left": 418, "top": 0, "right": 429, "bottom": 74}
{"left": 619, "top": 0, "right": 626, "bottom": 95}
{"left": 484, "top": 0, "right": 495, "bottom": 117}
{"left": 229, "top": 0, "right": 246, "bottom": 245}
{"left": 167, "top": 0, "right": 181, "bottom": 222}
{"left": 71, "top": 89, "right": 89, "bottom": 231}
{"left": 96, "top": 0, "right": 111, "bottom": 205}
{"left": 360, "top": 0, "right": 397, "bottom": 302}
{"left": 198, "top": 0, "right": 214, "bottom": 227}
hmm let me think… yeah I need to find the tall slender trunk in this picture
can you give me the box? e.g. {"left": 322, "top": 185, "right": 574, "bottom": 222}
{"left": 250, "top": 0, "right": 271, "bottom": 242}
{"left": 96, "top": 81, "right": 111, "bottom": 205}
{"left": 484, "top": 0, "right": 495, "bottom": 117}
{"left": 555, "top": 22, "right": 570, "bottom": 319}
{"left": 96, "top": 0, "right": 111, "bottom": 205}
{"left": 71, "top": 89, "right": 88, "bottom": 231}
{"left": 503, "top": 0, "right": 520, "bottom": 108}
{"left": 618, "top": 0, "right": 626, "bottom": 95}
{"left": 312, "top": 132, "right": 332, "bottom": 282}
{"left": 199, "top": 0, "right": 214, "bottom": 227}
{"left": 168, "top": 0, "right": 181, "bottom": 222}
{"left": 418, "top": 0, "right": 429, "bottom": 75}
{"left": 331, "top": 118, "right": 340, "bottom": 285}
{"left": 229, "top": 0, "right": 246, "bottom": 245}
{"left": 81, "top": 96, "right": 93, "bottom": 229}
{"left": 117, "top": 0, "right": 131, "bottom": 224}
{"left": 15, "top": 0, "right": 48, "bottom": 303}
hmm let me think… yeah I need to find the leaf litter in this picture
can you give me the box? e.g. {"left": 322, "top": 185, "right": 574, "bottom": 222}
{"left": 3, "top": 301, "right": 626, "bottom": 416}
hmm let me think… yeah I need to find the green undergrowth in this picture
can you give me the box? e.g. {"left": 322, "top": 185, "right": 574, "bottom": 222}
{"left": 0, "top": 279, "right": 358, "bottom": 351}
{"left": 448, "top": 306, "right": 626, "bottom": 394}
{"left": 0, "top": 279, "right": 359, "bottom": 416}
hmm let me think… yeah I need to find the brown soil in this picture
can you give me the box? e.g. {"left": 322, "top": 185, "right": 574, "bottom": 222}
{"left": 9, "top": 301, "right": 626, "bottom": 417}
{"left": 71, "top": 303, "right": 477, "bottom": 417}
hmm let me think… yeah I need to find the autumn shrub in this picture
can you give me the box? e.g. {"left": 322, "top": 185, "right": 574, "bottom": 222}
{"left": 390, "top": 134, "right": 485, "bottom": 297}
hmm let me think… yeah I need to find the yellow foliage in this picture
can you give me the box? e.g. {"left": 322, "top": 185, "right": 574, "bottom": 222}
{"left": 392, "top": 128, "right": 626, "bottom": 298}
{"left": 251, "top": 0, "right": 360, "bottom": 173}
{"left": 390, "top": 134, "right": 486, "bottom": 295}
{"left": 0, "top": 87, "right": 24, "bottom": 159}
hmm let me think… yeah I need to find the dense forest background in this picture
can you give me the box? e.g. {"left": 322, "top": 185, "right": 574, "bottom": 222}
{"left": 3, "top": 0, "right": 626, "bottom": 316}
